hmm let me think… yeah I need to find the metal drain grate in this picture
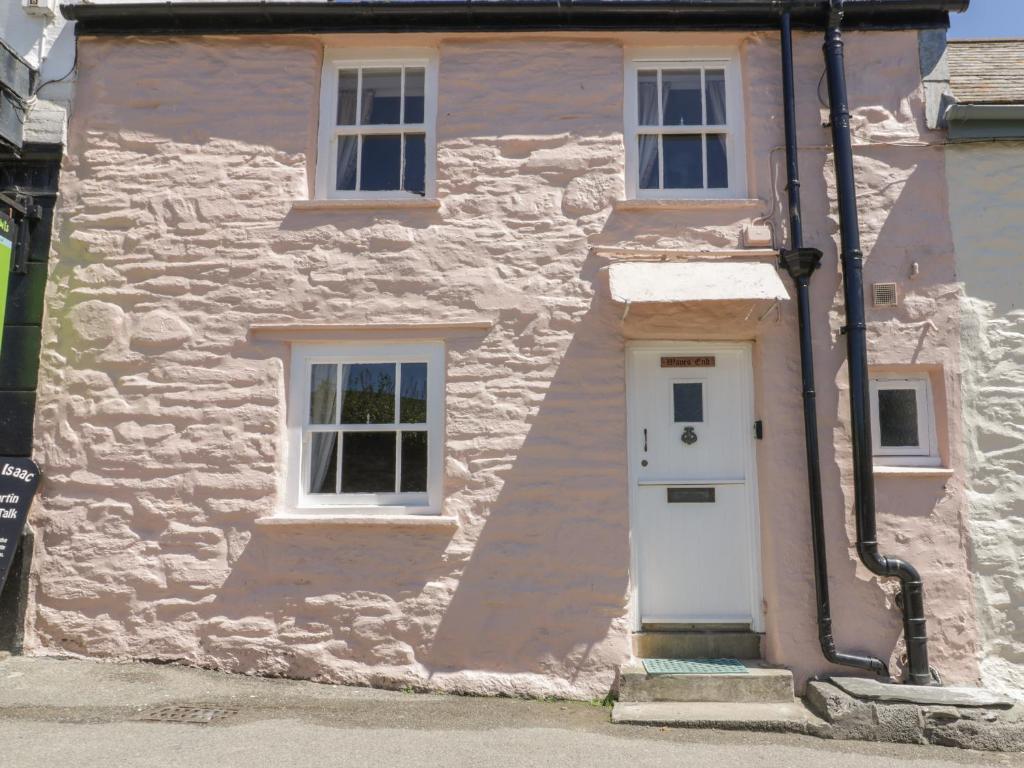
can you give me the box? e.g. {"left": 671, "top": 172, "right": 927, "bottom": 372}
{"left": 642, "top": 658, "right": 749, "bottom": 676}
{"left": 138, "top": 705, "right": 238, "bottom": 724}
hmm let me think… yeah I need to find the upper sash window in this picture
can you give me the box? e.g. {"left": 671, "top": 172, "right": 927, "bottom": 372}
{"left": 625, "top": 49, "right": 746, "bottom": 199}
{"left": 316, "top": 50, "right": 438, "bottom": 200}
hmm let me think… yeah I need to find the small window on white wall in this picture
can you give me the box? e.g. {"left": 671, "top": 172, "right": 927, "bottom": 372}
{"left": 316, "top": 50, "right": 437, "bottom": 199}
{"left": 869, "top": 375, "right": 940, "bottom": 466}
{"left": 624, "top": 49, "right": 746, "bottom": 199}
{"left": 288, "top": 342, "right": 444, "bottom": 513}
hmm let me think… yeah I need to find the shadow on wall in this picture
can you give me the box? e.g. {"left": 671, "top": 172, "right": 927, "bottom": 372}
{"left": 424, "top": 292, "right": 630, "bottom": 680}
{"left": 194, "top": 267, "right": 630, "bottom": 685}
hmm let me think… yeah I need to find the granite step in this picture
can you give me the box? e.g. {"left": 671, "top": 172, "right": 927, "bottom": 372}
{"left": 612, "top": 700, "right": 824, "bottom": 733}
{"left": 618, "top": 660, "right": 795, "bottom": 704}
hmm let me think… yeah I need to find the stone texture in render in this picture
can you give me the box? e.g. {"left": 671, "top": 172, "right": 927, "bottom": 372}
{"left": 25, "top": 30, "right": 980, "bottom": 699}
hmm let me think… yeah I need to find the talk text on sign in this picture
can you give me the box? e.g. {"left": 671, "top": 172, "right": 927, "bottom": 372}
{"left": 661, "top": 356, "right": 716, "bottom": 368}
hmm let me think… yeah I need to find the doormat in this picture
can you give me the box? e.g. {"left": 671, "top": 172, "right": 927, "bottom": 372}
{"left": 642, "top": 658, "right": 748, "bottom": 675}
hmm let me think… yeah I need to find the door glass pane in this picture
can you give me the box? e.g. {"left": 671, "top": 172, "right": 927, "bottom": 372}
{"left": 361, "top": 68, "right": 402, "bottom": 125}
{"left": 662, "top": 69, "right": 702, "bottom": 126}
{"left": 403, "top": 133, "right": 426, "bottom": 196}
{"left": 341, "top": 432, "right": 396, "bottom": 493}
{"left": 400, "top": 362, "right": 428, "bottom": 424}
{"left": 341, "top": 363, "right": 396, "bottom": 424}
{"left": 705, "top": 69, "right": 727, "bottom": 125}
{"left": 673, "top": 382, "right": 704, "bottom": 423}
{"left": 663, "top": 135, "right": 703, "bottom": 189}
{"left": 404, "top": 67, "right": 425, "bottom": 124}
{"left": 707, "top": 134, "right": 728, "bottom": 189}
{"left": 308, "top": 432, "right": 338, "bottom": 494}
{"left": 337, "top": 69, "right": 358, "bottom": 125}
{"left": 336, "top": 135, "right": 358, "bottom": 191}
{"left": 638, "top": 135, "right": 660, "bottom": 190}
{"left": 309, "top": 364, "right": 337, "bottom": 424}
{"left": 637, "top": 69, "right": 659, "bottom": 126}
{"left": 401, "top": 431, "right": 428, "bottom": 492}
{"left": 360, "top": 135, "right": 402, "bottom": 191}
{"left": 878, "top": 388, "right": 920, "bottom": 447}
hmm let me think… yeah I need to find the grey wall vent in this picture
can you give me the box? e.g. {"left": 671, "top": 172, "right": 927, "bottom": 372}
{"left": 872, "top": 282, "right": 899, "bottom": 308}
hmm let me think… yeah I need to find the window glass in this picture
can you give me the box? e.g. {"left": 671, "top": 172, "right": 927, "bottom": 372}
{"left": 638, "top": 135, "right": 660, "bottom": 190}
{"left": 336, "top": 69, "right": 358, "bottom": 125}
{"left": 341, "top": 432, "right": 397, "bottom": 493}
{"left": 705, "top": 69, "right": 727, "bottom": 125}
{"left": 673, "top": 382, "right": 704, "bottom": 423}
{"left": 340, "top": 363, "right": 396, "bottom": 424}
{"left": 400, "top": 362, "right": 428, "bottom": 423}
{"left": 707, "top": 134, "right": 729, "bottom": 189}
{"left": 637, "top": 70, "right": 659, "bottom": 126}
{"left": 309, "top": 364, "right": 337, "bottom": 424}
{"left": 309, "top": 433, "right": 338, "bottom": 494}
{"left": 403, "top": 134, "right": 426, "bottom": 196}
{"left": 336, "top": 136, "right": 358, "bottom": 191}
{"left": 662, "top": 69, "right": 702, "bottom": 126}
{"left": 360, "top": 135, "right": 402, "bottom": 191}
{"left": 878, "top": 388, "right": 919, "bottom": 447}
{"left": 663, "top": 135, "right": 703, "bottom": 189}
{"left": 404, "top": 68, "right": 425, "bottom": 123}
{"left": 401, "top": 432, "right": 428, "bottom": 492}
{"left": 362, "top": 68, "right": 402, "bottom": 125}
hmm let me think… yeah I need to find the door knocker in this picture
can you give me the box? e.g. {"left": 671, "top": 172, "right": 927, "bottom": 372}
{"left": 681, "top": 427, "right": 698, "bottom": 445}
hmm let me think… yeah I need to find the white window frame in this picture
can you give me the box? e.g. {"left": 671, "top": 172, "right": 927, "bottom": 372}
{"left": 287, "top": 341, "right": 445, "bottom": 515}
{"left": 869, "top": 374, "right": 940, "bottom": 466}
{"left": 624, "top": 47, "right": 747, "bottom": 200}
{"left": 315, "top": 48, "right": 439, "bottom": 200}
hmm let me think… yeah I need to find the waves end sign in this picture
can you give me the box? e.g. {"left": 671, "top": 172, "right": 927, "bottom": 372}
{"left": 0, "top": 458, "right": 40, "bottom": 596}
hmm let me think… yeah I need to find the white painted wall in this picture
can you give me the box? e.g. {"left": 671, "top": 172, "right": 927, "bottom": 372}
{"left": 947, "top": 142, "right": 1024, "bottom": 700}
{"left": 0, "top": 0, "right": 75, "bottom": 145}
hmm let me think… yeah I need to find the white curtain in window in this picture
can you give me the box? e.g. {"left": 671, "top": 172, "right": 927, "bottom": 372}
{"left": 335, "top": 80, "right": 377, "bottom": 187}
{"left": 638, "top": 73, "right": 660, "bottom": 187}
{"left": 308, "top": 367, "right": 338, "bottom": 493}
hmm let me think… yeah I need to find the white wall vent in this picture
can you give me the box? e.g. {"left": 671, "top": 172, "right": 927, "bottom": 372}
{"left": 872, "top": 282, "right": 899, "bottom": 308}
{"left": 22, "top": 0, "right": 57, "bottom": 17}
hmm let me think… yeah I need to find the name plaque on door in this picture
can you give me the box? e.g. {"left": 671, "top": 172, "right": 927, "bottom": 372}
{"left": 661, "top": 356, "right": 715, "bottom": 368}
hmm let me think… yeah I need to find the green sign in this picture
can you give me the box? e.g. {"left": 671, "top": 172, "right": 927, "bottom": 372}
{"left": 0, "top": 212, "right": 13, "bottom": 359}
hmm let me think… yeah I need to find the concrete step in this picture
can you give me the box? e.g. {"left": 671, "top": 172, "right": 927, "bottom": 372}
{"left": 612, "top": 700, "right": 824, "bottom": 733}
{"left": 618, "top": 661, "right": 795, "bottom": 704}
{"left": 632, "top": 630, "right": 763, "bottom": 660}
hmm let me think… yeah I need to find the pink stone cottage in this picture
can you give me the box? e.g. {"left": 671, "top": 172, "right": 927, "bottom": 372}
{"left": 17, "top": 0, "right": 985, "bottom": 700}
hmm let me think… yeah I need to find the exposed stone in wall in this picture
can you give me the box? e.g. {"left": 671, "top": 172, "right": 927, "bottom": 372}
{"left": 948, "top": 143, "right": 1024, "bottom": 700}
{"left": 24, "top": 31, "right": 979, "bottom": 699}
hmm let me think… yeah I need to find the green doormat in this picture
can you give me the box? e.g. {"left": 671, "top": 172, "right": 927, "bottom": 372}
{"left": 642, "top": 658, "right": 748, "bottom": 675}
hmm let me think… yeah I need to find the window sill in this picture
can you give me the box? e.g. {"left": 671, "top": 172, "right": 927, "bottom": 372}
{"left": 292, "top": 198, "right": 441, "bottom": 212}
{"left": 256, "top": 513, "right": 459, "bottom": 529}
{"left": 873, "top": 465, "right": 954, "bottom": 478}
{"left": 614, "top": 198, "right": 765, "bottom": 212}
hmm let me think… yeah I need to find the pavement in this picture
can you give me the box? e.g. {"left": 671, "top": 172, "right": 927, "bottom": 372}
{"left": 0, "top": 654, "right": 1019, "bottom": 768}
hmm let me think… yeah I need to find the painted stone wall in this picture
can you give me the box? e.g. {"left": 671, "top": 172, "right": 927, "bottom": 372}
{"left": 947, "top": 143, "right": 1024, "bottom": 699}
{"left": 24, "top": 30, "right": 980, "bottom": 698}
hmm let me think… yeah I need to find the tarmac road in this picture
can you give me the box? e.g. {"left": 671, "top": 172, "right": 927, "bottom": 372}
{"left": 0, "top": 655, "right": 1018, "bottom": 768}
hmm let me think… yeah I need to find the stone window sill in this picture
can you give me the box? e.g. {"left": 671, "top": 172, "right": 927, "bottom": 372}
{"left": 291, "top": 198, "right": 441, "bottom": 212}
{"left": 255, "top": 513, "right": 459, "bottom": 529}
{"left": 614, "top": 198, "right": 765, "bottom": 212}
{"left": 873, "top": 465, "right": 954, "bottom": 478}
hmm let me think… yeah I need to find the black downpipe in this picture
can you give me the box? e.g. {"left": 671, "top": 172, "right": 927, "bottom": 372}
{"left": 778, "top": 10, "right": 888, "bottom": 678}
{"left": 821, "top": 0, "right": 932, "bottom": 685}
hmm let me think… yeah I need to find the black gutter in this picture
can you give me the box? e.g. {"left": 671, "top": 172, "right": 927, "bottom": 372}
{"left": 821, "top": 0, "right": 932, "bottom": 685}
{"left": 60, "top": 1, "right": 968, "bottom": 36}
{"left": 777, "top": 11, "right": 888, "bottom": 679}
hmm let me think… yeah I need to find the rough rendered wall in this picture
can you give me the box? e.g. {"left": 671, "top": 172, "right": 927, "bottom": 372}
{"left": 25, "top": 30, "right": 980, "bottom": 697}
{"left": 948, "top": 143, "right": 1024, "bottom": 699}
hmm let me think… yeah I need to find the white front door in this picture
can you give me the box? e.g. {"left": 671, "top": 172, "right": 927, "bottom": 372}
{"left": 627, "top": 342, "right": 762, "bottom": 630}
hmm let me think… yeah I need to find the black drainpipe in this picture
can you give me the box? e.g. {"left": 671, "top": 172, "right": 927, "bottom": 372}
{"left": 778, "top": 10, "right": 888, "bottom": 678}
{"left": 821, "top": 0, "right": 932, "bottom": 685}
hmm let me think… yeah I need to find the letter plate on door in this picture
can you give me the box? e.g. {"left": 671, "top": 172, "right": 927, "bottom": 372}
{"left": 667, "top": 487, "right": 716, "bottom": 503}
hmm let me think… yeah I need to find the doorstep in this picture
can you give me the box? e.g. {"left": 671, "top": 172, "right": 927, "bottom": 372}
{"left": 612, "top": 700, "right": 823, "bottom": 733}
